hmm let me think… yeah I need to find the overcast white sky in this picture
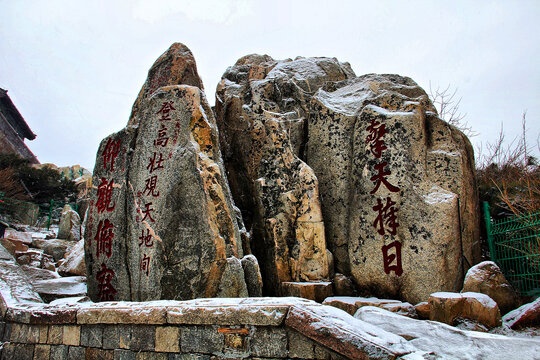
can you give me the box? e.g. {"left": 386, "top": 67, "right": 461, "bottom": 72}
{"left": 1, "top": 0, "right": 539, "bottom": 171}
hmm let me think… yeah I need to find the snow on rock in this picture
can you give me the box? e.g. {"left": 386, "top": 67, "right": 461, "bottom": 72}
{"left": 58, "top": 239, "right": 86, "bottom": 276}
{"left": 32, "top": 276, "right": 87, "bottom": 302}
{"left": 503, "top": 297, "right": 540, "bottom": 329}
{"left": 356, "top": 306, "right": 540, "bottom": 360}
{"left": 422, "top": 186, "right": 456, "bottom": 205}
{"left": 286, "top": 303, "right": 417, "bottom": 359}
{"left": 462, "top": 261, "right": 521, "bottom": 314}
{"left": 429, "top": 292, "right": 501, "bottom": 328}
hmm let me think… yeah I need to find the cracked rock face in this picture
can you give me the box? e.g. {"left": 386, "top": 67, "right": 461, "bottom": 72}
{"left": 215, "top": 56, "right": 347, "bottom": 294}
{"left": 216, "top": 56, "right": 480, "bottom": 303}
{"left": 85, "top": 43, "right": 250, "bottom": 301}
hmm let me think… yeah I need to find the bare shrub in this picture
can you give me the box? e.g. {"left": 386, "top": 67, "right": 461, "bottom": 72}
{"left": 476, "top": 112, "right": 539, "bottom": 217}
{"left": 429, "top": 83, "right": 477, "bottom": 138}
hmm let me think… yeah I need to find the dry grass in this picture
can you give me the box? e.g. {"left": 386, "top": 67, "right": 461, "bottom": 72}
{"left": 476, "top": 112, "right": 540, "bottom": 217}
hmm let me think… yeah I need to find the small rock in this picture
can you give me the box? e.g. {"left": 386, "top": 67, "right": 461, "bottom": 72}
{"left": 32, "top": 276, "right": 87, "bottom": 303}
{"left": 415, "top": 301, "right": 430, "bottom": 319}
{"left": 0, "top": 238, "right": 29, "bottom": 255}
{"left": 216, "top": 257, "right": 249, "bottom": 298}
{"left": 332, "top": 273, "right": 356, "bottom": 296}
{"left": 462, "top": 261, "right": 521, "bottom": 314}
{"left": 15, "top": 249, "right": 44, "bottom": 266}
{"left": 454, "top": 317, "right": 489, "bottom": 332}
{"left": 503, "top": 297, "right": 540, "bottom": 329}
{"left": 3, "top": 228, "right": 33, "bottom": 244}
{"left": 380, "top": 302, "right": 418, "bottom": 318}
{"left": 58, "top": 239, "right": 86, "bottom": 276}
{"left": 323, "top": 296, "right": 360, "bottom": 315}
{"left": 241, "top": 255, "right": 263, "bottom": 297}
{"left": 281, "top": 281, "right": 333, "bottom": 303}
{"left": 57, "top": 205, "right": 81, "bottom": 241}
{"left": 32, "top": 239, "right": 74, "bottom": 262}
{"left": 429, "top": 291, "right": 502, "bottom": 329}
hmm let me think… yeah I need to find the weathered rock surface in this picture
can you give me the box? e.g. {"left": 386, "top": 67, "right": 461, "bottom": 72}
{"left": 332, "top": 273, "right": 356, "bottom": 296}
{"left": 355, "top": 306, "right": 540, "bottom": 360}
{"left": 20, "top": 265, "right": 60, "bottom": 282}
{"left": 241, "top": 254, "right": 263, "bottom": 297}
{"left": 503, "top": 297, "right": 540, "bottom": 329}
{"left": 32, "top": 276, "right": 87, "bottom": 303}
{"left": 32, "top": 238, "right": 74, "bottom": 262}
{"left": 462, "top": 260, "right": 521, "bottom": 314}
{"left": 85, "top": 43, "right": 252, "bottom": 302}
{"left": 415, "top": 301, "right": 430, "bottom": 319}
{"left": 0, "top": 237, "right": 29, "bottom": 255}
{"left": 215, "top": 55, "right": 349, "bottom": 295}
{"left": 58, "top": 239, "right": 86, "bottom": 276}
{"left": 128, "top": 42, "right": 204, "bottom": 126}
{"left": 323, "top": 296, "right": 415, "bottom": 317}
{"left": 215, "top": 55, "right": 480, "bottom": 303}
{"left": 57, "top": 204, "right": 82, "bottom": 241}
{"left": 429, "top": 291, "right": 502, "bottom": 328}
{"left": 3, "top": 228, "right": 33, "bottom": 244}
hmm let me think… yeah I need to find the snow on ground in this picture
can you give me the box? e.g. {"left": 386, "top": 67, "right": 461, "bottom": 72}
{"left": 356, "top": 306, "right": 540, "bottom": 360}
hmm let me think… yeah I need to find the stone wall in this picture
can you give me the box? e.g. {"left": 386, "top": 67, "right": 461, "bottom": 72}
{"left": 0, "top": 247, "right": 417, "bottom": 360}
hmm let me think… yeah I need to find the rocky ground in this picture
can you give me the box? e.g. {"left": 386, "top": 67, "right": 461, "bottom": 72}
{"left": 0, "top": 220, "right": 538, "bottom": 359}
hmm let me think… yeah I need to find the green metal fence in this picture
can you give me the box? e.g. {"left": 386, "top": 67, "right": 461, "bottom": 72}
{"left": 484, "top": 202, "right": 540, "bottom": 296}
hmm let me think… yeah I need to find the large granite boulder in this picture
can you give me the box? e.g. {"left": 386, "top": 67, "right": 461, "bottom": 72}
{"left": 215, "top": 55, "right": 480, "bottom": 303}
{"left": 84, "top": 43, "right": 252, "bottom": 301}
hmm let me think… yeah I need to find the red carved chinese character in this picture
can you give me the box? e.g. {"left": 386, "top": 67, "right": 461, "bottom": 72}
{"left": 94, "top": 219, "right": 114, "bottom": 258}
{"left": 96, "top": 263, "right": 117, "bottom": 301}
{"left": 157, "top": 101, "right": 176, "bottom": 121}
{"left": 154, "top": 124, "right": 169, "bottom": 147}
{"left": 140, "top": 254, "right": 151, "bottom": 276}
{"left": 366, "top": 118, "right": 387, "bottom": 158}
{"left": 141, "top": 202, "right": 155, "bottom": 223}
{"left": 370, "top": 162, "right": 400, "bottom": 194}
{"left": 139, "top": 229, "right": 154, "bottom": 247}
{"left": 96, "top": 178, "right": 115, "bottom": 213}
{"left": 102, "top": 138, "right": 121, "bottom": 171}
{"left": 373, "top": 197, "right": 399, "bottom": 236}
{"left": 143, "top": 176, "right": 160, "bottom": 197}
{"left": 381, "top": 241, "right": 403, "bottom": 276}
{"left": 147, "top": 152, "right": 164, "bottom": 173}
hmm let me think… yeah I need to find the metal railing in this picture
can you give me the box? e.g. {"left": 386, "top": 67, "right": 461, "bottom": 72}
{"left": 484, "top": 202, "right": 540, "bottom": 296}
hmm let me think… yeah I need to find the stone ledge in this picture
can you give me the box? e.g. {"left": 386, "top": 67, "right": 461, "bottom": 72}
{"left": 285, "top": 305, "right": 415, "bottom": 359}
{"left": 76, "top": 302, "right": 168, "bottom": 324}
{"left": 5, "top": 305, "right": 77, "bottom": 324}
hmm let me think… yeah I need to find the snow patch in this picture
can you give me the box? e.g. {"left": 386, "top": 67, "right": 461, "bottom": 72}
{"left": 422, "top": 186, "right": 456, "bottom": 205}
{"left": 429, "top": 149, "right": 461, "bottom": 157}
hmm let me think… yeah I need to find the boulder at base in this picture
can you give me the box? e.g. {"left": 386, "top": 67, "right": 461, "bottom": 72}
{"left": 57, "top": 205, "right": 82, "bottom": 241}
{"left": 84, "top": 43, "right": 251, "bottom": 302}
{"left": 429, "top": 291, "right": 502, "bottom": 329}
{"left": 215, "top": 54, "right": 480, "bottom": 303}
{"left": 462, "top": 260, "right": 521, "bottom": 314}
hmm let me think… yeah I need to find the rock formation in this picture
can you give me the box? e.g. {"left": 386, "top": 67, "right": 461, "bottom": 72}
{"left": 215, "top": 55, "right": 480, "bottom": 303}
{"left": 84, "top": 43, "right": 255, "bottom": 301}
{"left": 214, "top": 56, "right": 345, "bottom": 296}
